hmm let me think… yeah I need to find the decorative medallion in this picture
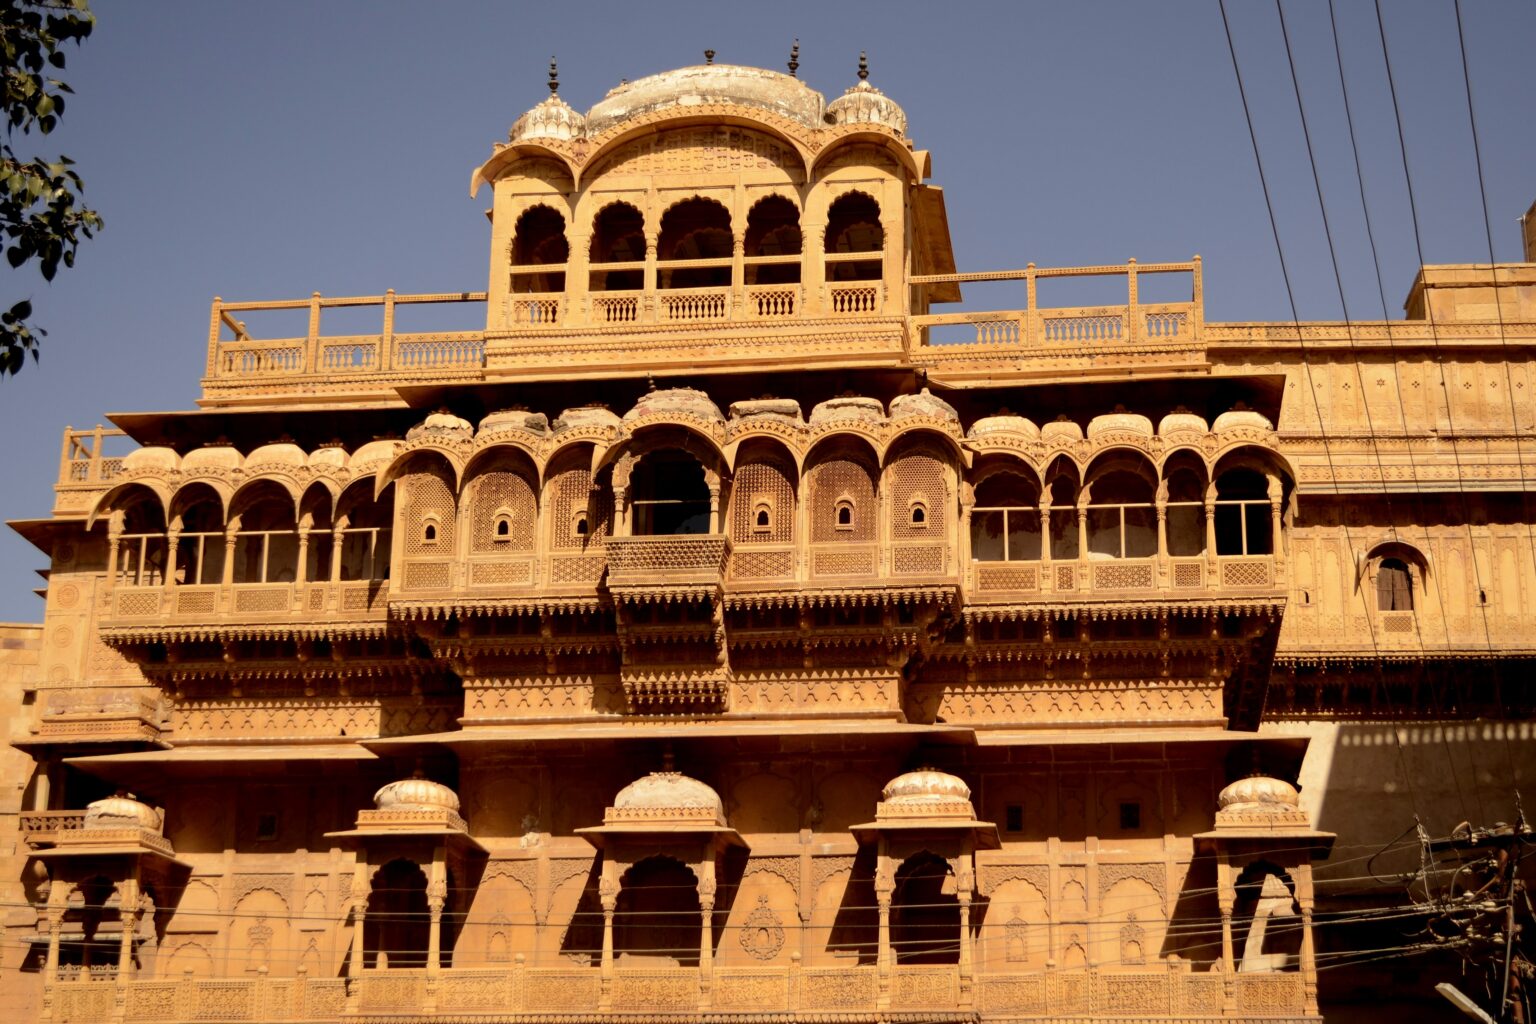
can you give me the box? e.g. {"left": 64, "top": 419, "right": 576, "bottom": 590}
{"left": 738, "top": 894, "right": 786, "bottom": 961}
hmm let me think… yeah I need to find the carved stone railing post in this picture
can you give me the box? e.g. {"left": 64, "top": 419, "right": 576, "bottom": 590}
{"left": 875, "top": 854, "right": 893, "bottom": 1011}
{"left": 642, "top": 237, "right": 659, "bottom": 323}
{"left": 957, "top": 888, "right": 974, "bottom": 1007}
{"left": 1216, "top": 855, "right": 1236, "bottom": 1013}
{"left": 1126, "top": 258, "right": 1140, "bottom": 343}
{"left": 1204, "top": 500, "right": 1218, "bottom": 575}
{"left": 304, "top": 292, "right": 322, "bottom": 374}
{"left": 164, "top": 527, "right": 180, "bottom": 594}
{"left": 599, "top": 872, "right": 617, "bottom": 1009}
{"left": 1297, "top": 863, "right": 1319, "bottom": 1015}
{"left": 698, "top": 868, "right": 716, "bottom": 1009}
{"left": 104, "top": 515, "right": 124, "bottom": 596}
{"left": 381, "top": 288, "right": 396, "bottom": 368}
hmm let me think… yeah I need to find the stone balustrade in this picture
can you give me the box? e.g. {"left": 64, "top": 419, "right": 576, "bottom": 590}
{"left": 42, "top": 964, "right": 1311, "bottom": 1023}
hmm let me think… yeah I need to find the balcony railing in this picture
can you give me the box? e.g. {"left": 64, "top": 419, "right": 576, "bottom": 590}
{"left": 967, "top": 554, "right": 1280, "bottom": 600}
{"left": 910, "top": 259, "right": 1203, "bottom": 351}
{"left": 41, "top": 964, "right": 1308, "bottom": 1023}
{"left": 19, "top": 810, "right": 87, "bottom": 847}
{"left": 100, "top": 580, "right": 389, "bottom": 627}
{"left": 607, "top": 535, "right": 731, "bottom": 590}
{"left": 203, "top": 291, "right": 487, "bottom": 386}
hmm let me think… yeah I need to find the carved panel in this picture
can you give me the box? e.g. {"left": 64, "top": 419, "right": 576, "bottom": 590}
{"left": 801, "top": 967, "right": 877, "bottom": 1009}
{"left": 743, "top": 855, "right": 800, "bottom": 897}
{"left": 591, "top": 126, "right": 798, "bottom": 179}
{"left": 1098, "top": 862, "right": 1167, "bottom": 901}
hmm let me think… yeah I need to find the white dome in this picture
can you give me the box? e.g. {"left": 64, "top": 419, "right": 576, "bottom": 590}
{"left": 374, "top": 775, "right": 461, "bottom": 814}
{"left": 407, "top": 410, "right": 474, "bottom": 440}
{"left": 825, "top": 55, "right": 907, "bottom": 135}
{"left": 883, "top": 768, "right": 971, "bottom": 803}
{"left": 969, "top": 414, "right": 1040, "bottom": 440}
{"left": 307, "top": 445, "right": 348, "bottom": 469}
{"left": 586, "top": 63, "right": 825, "bottom": 136}
{"left": 181, "top": 445, "right": 242, "bottom": 472}
{"left": 1088, "top": 410, "right": 1154, "bottom": 438}
{"left": 349, "top": 439, "right": 401, "bottom": 470}
{"left": 1158, "top": 409, "right": 1209, "bottom": 435}
{"left": 609, "top": 771, "right": 725, "bottom": 825}
{"left": 1212, "top": 407, "right": 1274, "bottom": 432}
{"left": 511, "top": 94, "right": 586, "bottom": 144}
{"left": 245, "top": 442, "right": 307, "bottom": 468}
{"left": 889, "top": 388, "right": 958, "bottom": 423}
{"left": 122, "top": 446, "right": 178, "bottom": 473}
{"left": 1041, "top": 417, "right": 1084, "bottom": 444}
{"left": 623, "top": 387, "right": 724, "bottom": 424}
{"left": 1218, "top": 775, "right": 1300, "bottom": 814}
{"left": 84, "top": 792, "right": 162, "bottom": 833}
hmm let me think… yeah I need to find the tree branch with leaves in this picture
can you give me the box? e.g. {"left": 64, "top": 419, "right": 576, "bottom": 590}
{"left": 1, "top": 0, "right": 98, "bottom": 376}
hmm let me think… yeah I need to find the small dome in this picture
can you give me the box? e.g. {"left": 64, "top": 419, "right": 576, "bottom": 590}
{"left": 1040, "top": 417, "right": 1085, "bottom": 444}
{"left": 84, "top": 792, "right": 162, "bottom": 833}
{"left": 374, "top": 774, "right": 461, "bottom": 814}
{"left": 245, "top": 442, "right": 307, "bottom": 468}
{"left": 610, "top": 771, "right": 725, "bottom": 825}
{"left": 825, "top": 55, "right": 907, "bottom": 135}
{"left": 1218, "top": 774, "right": 1300, "bottom": 814}
{"left": 586, "top": 63, "right": 826, "bottom": 136}
{"left": 1212, "top": 407, "right": 1274, "bottom": 432}
{"left": 348, "top": 439, "right": 401, "bottom": 470}
{"left": 553, "top": 405, "right": 621, "bottom": 433}
{"left": 969, "top": 414, "right": 1040, "bottom": 440}
{"left": 889, "top": 388, "right": 959, "bottom": 423}
{"left": 181, "top": 445, "right": 242, "bottom": 473}
{"left": 809, "top": 395, "right": 885, "bottom": 427}
{"left": 622, "top": 387, "right": 724, "bottom": 424}
{"left": 122, "top": 446, "right": 178, "bottom": 473}
{"left": 1158, "top": 409, "right": 1209, "bottom": 435}
{"left": 1088, "top": 409, "right": 1154, "bottom": 438}
{"left": 308, "top": 445, "right": 348, "bottom": 469}
{"left": 729, "top": 398, "right": 803, "bottom": 423}
{"left": 883, "top": 768, "right": 971, "bottom": 803}
{"left": 510, "top": 93, "right": 586, "bottom": 145}
{"left": 478, "top": 409, "right": 551, "bottom": 436}
{"left": 407, "top": 410, "right": 474, "bottom": 441}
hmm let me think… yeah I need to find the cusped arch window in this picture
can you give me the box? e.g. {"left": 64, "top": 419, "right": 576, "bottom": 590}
{"left": 510, "top": 205, "right": 569, "bottom": 296}
{"left": 971, "top": 472, "right": 1042, "bottom": 562}
{"left": 745, "top": 194, "right": 801, "bottom": 288}
{"left": 1086, "top": 468, "right": 1156, "bottom": 560}
{"left": 1376, "top": 557, "right": 1413, "bottom": 611}
{"left": 825, "top": 192, "right": 883, "bottom": 283}
{"left": 630, "top": 449, "right": 711, "bottom": 536}
{"left": 658, "top": 197, "right": 733, "bottom": 289}
{"left": 589, "top": 202, "right": 646, "bottom": 292}
{"left": 1215, "top": 469, "right": 1272, "bottom": 556}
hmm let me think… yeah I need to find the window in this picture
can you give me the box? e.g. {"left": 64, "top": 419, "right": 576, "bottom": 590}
{"left": 1118, "top": 802, "right": 1141, "bottom": 830}
{"left": 1005, "top": 804, "right": 1024, "bottom": 833}
{"left": 754, "top": 506, "right": 772, "bottom": 533}
{"left": 1214, "top": 469, "right": 1272, "bottom": 555}
{"left": 493, "top": 513, "right": 512, "bottom": 541}
{"left": 1377, "top": 558, "right": 1413, "bottom": 611}
{"left": 630, "top": 450, "right": 711, "bottom": 536}
{"left": 422, "top": 521, "right": 438, "bottom": 544}
{"left": 835, "top": 501, "right": 854, "bottom": 530}
{"left": 1086, "top": 469, "right": 1156, "bottom": 559}
{"left": 256, "top": 813, "right": 279, "bottom": 841}
{"left": 971, "top": 472, "right": 1041, "bottom": 562}
{"left": 910, "top": 502, "right": 927, "bottom": 527}
{"left": 574, "top": 513, "right": 589, "bottom": 537}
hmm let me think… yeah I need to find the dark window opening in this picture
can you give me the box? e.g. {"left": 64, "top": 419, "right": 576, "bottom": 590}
{"left": 256, "top": 813, "right": 278, "bottom": 841}
{"left": 658, "top": 198, "right": 733, "bottom": 289}
{"left": 631, "top": 451, "right": 711, "bottom": 536}
{"left": 422, "top": 523, "right": 437, "bottom": 543}
{"left": 1377, "top": 557, "right": 1413, "bottom": 611}
{"left": 590, "top": 203, "right": 645, "bottom": 291}
{"left": 1005, "top": 804, "right": 1024, "bottom": 833}
{"left": 1119, "top": 802, "right": 1141, "bottom": 830}
{"left": 836, "top": 504, "right": 854, "bottom": 528}
{"left": 826, "top": 193, "right": 883, "bottom": 282}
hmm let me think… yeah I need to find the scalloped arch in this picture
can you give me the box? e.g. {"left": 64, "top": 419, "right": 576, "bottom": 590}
{"left": 811, "top": 131, "right": 924, "bottom": 181}
{"left": 574, "top": 106, "right": 817, "bottom": 188}
{"left": 87, "top": 480, "right": 170, "bottom": 531}
{"left": 376, "top": 447, "right": 464, "bottom": 501}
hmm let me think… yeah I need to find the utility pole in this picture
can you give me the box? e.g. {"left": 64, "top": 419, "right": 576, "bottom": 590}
{"left": 1428, "top": 815, "right": 1530, "bottom": 1024}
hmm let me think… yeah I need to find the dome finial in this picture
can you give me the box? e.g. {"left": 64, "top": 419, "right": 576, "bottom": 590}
{"left": 857, "top": 51, "right": 869, "bottom": 81}
{"left": 704, "top": 48, "right": 715, "bottom": 65}
{"left": 548, "top": 56, "right": 559, "bottom": 94}
{"left": 788, "top": 39, "right": 800, "bottom": 78}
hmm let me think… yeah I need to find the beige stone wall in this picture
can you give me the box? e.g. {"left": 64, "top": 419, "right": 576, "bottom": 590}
{"left": 0, "top": 623, "right": 42, "bottom": 1016}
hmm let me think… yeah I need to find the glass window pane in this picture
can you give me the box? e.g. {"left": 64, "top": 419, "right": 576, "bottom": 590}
{"left": 1214, "top": 505, "right": 1244, "bottom": 555}
{"left": 971, "top": 510, "right": 1005, "bottom": 561}
{"left": 1166, "top": 504, "right": 1204, "bottom": 557}
{"left": 1124, "top": 505, "right": 1157, "bottom": 558}
{"left": 1007, "top": 509, "right": 1041, "bottom": 561}
{"left": 1244, "top": 503, "right": 1272, "bottom": 555}
{"left": 1087, "top": 507, "right": 1121, "bottom": 559}
{"left": 1050, "top": 508, "right": 1079, "bottom": 560}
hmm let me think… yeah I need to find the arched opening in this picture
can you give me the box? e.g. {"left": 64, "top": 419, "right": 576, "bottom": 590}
{"left": 170, "top": 484, "right": 226, "bottom": 586}
{"left": 58, "top": 876, "right": 123, "bottom": 977}
{"left": 297, "top": 484, "right": 335, "bottom": 583}
{"left": 615, "top": 857, "right": 701, "bottom": 966}
{"left": 589, "top": 202, "right": 645, "bottom": 292}
{"left": 971, "top": 471, "right": 1042, "bottom": 562}
{"left": 890, "top": 853, "right": 959, "bottom": 965}
{"left": 1086, "top": 465, "right": 1157, "bottom": 559}
{"left": 510, "top": 205, "right": 569, "bottom": 294}
{"left": 630, "top": 450, "right": 711, "bottom": 536}
{"left": 745, "top": 195, "right": 801, "bottom": 287}
{"left": 1215, "top": 468, "right": 1272, "bottom": 556}
{"left": 109, "top": 487, "right": 168, "bottom": 588}
{"left": 547, "top": 447, "right": 612, "bottom": 551}
{"left": 467, "top": 458, "right": 538, "bottom": 553}
{"left": 728, "top": 446, "right": 795, "bottom": 545}
{"left": 1044, "top": 462, "right": 1081, "bottom": 561}
{"left": 1377, "top": 557, "right": 1413, "bottom": 611}
{"left": 231, "top": 484, "right": 299, "bottom": 584}
{"left": 825, "top": 192, "right": 883, "bottom": 283}
{"left": 658, "top": 198, "right": 733, "bottom": 289}
{"left": 365, "top": 859, "right": 430, "bottom": 969}
{"left": 809, "top": 446, "right": 878, "bottom": 543}
{"left": 1231, "top": 863, "right": 1300, "bottom": 972}
{"left": 1163, "top": 455, "right": 1207, "bottom": 557}
{"left": 336, "top": 482, "right": 394, "bottom": 582}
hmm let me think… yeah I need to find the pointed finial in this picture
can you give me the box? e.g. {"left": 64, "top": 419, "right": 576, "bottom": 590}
{"left": 857, "top": 51, "right": 869, "bottom": 81}
{"left": 661, "top": 743, "right": 676, "bottom": 771}
{"left": 788, "top": 39, "right": 800, "bottom": 78}
{"left": 548, "top": 56, "right": 559, "bottom": 94}
{"left": 704, "top": 49, "right": 715, "bottom": 65}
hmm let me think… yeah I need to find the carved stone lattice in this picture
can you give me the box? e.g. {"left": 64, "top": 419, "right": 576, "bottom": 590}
{"left": 230, "top": 874, "right": 293, "bottom": 906}
{"left": 402, "top": 471, "right": 456, "bottom": 556}
{"left": 732, "top": 458, "right": 795, "bottom": 543}
{"left": 469, "top": 469, "right": 537, "bottom": 552}
{"left": 979, "top": 862, "right": 1048, "bottom": 897}
{"left": 743, "top": 855, "right": 801, "bottom": 898}
{"left": 738, "top": 895, "right": 786, "bottom": 960}
{"left": 810, "top": 455, "right": 875, "bottom": 542}
{"left": 1098, "top": 862, "right": 1167, "bottom": 902}
{"left": 811, "top": 855, "right": 853, "bottom": 890}
{"left": 890, "top": 446, "right": 947, "bottom": 538}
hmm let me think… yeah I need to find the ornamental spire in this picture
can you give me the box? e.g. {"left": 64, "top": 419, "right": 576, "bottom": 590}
{"left": 788, "top": 39, "right": 800, "bottom": 78}
{"left": 857, "top": 50, "right": 869, "bottom": 81}
{"left": 548, "top": 56, "right": 558, "bottom": 94}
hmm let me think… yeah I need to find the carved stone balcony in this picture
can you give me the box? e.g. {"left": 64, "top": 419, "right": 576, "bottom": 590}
{"left": 41, "top": 964, "right": 1312, "bottom": 1023}
{"left": 20, "top": 688, "right": 163, "bottom": 747}
{"left": 98, "top": 581, "right": 389, "bottom": 635}
{"left": 966, "top": 555, "right": 1283, "bottom": 608}
{"left": 606, "top": 535, "right": 731, "bottom": 596}
{"left": 18, "top": 810, "right": 86, "bottom": 848}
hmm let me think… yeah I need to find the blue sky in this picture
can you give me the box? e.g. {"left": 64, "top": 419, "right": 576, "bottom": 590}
{"left": 1, "top": 0, "right": 1532, "bottom": 620}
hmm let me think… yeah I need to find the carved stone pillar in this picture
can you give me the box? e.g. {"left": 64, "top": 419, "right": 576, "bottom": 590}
{"left": 698, "top": 868, "right": 716, "bottom": 1007}
{"left": 802, "top": 221, "right": 826, "bottom": 316}
{"left": 44, "top": 907, "right": 64, "bottom": 982}
{"left": 1270, "top": 501, "right": 1284, "bottom": 565}
{"left": 329, "top": 527, "right": 345, "bottom": 583}
{"left": 222, "top": 522, "right": 239, "bottom": 588}
{"left": 642, "top": 237, "right": 659, "bottom": 323}
{"left": 1039, "top": 500, "right": 1053, "bottom": 574}
{"left": 708, "top": 484, "right": 722, "bottom": 536}
{"left": 294, "top": 517, "right": 311, "bottom": 591}
{"left": 1216, "top": 855, "right": 1236, "bottom": 1012}
{"left": 874, "top": 857, "right": 893, "bottom": 1009}
{"left": 731, "top": 238, "right": 745, "bottom": 315}
{"left": 104, "top": 515, "right": 124, "bottom": 595}
{"left": 163, "top": 527, "right": 181, "bottom": 592}
{"left": 1296, "top": 863, "right": 1319, "bottom": 1014}
{"left": 348, "top": 897, "right": 367, "bottom": 977}
{"left": 116, "top": 880, "right": 140, "bottom": 979}
{"left": 599, "top": 872, "right": 618, "bottom": 1008}
{"left": 1204, "top": 500, "right": 1218, "bottom": 571}
{"left": 1076, "top": 507, "right": 1088, "bottom": 583}
{"left": 956, "top": 886, "right": 974, "bottom": 1006}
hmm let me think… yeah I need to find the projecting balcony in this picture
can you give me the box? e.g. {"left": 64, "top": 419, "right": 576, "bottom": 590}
{"left": 39, "top": 963, "right": 1310, "bottom": 1023}
{"left": 606, "top": 534, "right": 732, "bottom": 595}
{"left": 967, "top": 554, "right": 1281, "bottom": 604}
{"left": 97, "top": 580, "right": 389, "bottom": 632}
